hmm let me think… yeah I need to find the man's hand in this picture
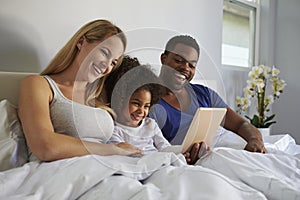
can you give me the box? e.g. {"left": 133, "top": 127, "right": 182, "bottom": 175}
{"left": 183, "top": 142, "right": 210, "bottom": 165}
{"left": 183, "top": 143, "right": 199, "bottom": 164}
{"left": 244, "top": 139, "right": 267, "bottom": 153}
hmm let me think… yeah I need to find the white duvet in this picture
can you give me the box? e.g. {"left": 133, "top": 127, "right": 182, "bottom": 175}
{"left": 1, "top": 152, "right": 266, "bottom": 200}
{"left": 1, "top": 133, "right": 299, "bottom": 200}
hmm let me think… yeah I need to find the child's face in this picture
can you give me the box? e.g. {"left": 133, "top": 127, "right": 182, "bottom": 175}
{"left": 118, "top": 88, "right": 151, "bottom": 127}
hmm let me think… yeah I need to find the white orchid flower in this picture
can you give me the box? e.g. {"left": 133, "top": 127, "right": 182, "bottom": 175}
{"left": 235, "top": 64, "right": 286, "bottom": 128}
{"left": 249, "top": 66, "right": 263, "bottom": 79}
{"left": 265, "top": 95, "right": 274, "bottom": 104}
{"left": 272, "top": 66, "right": 280, "bottom": 77}
{"left": 263, "top": 66, "right": 271, "bottom": 78}
{"left": 255, "top": 78, "right": 265, "bottom": 93}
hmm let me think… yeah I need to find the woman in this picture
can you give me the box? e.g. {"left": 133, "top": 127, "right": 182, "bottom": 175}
{"left": 18, "top": 19, "right": 143, "bottom": 162}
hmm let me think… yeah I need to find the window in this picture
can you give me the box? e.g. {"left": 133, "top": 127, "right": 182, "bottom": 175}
{"left": 222, "top": 0, "right": 260, "bottom": 69}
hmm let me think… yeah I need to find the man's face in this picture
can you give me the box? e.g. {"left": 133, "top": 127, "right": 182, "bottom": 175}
{"left": 160, "top": 43, "right": 198, "bottom": 91}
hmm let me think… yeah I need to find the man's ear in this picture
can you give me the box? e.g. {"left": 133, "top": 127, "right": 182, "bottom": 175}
{"left": 160, "top": 53, "right": 167, "bottom": 64}
{"left": 76, "top": 36, "right": 85, "bottom": 50}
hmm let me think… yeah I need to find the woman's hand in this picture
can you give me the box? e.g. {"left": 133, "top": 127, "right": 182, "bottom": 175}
{"left": 114, "top": 142, "right": 144, "bottom": 156}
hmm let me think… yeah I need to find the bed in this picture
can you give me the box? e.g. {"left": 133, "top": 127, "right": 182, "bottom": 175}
{"left": 1, "top": 71, "right": 300, "bottom": 200}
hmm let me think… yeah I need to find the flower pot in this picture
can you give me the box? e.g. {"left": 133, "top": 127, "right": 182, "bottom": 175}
{"left": 258, "top": 128, "right": 270, "bottom": 137}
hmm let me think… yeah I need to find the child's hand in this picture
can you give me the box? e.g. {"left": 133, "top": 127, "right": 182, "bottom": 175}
{"left": 115, "top": 142, "right": 144, "bottom": 156}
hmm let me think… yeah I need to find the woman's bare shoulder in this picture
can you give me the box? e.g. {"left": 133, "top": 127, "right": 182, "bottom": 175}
{"left": 20, "top": 74, "right": 52, "bottom": 96}
{"left": 21, "top": 74, "right": 45, "bottom": 82}
{"left": 21, "top": 74, "right": 49, "bottom": 87}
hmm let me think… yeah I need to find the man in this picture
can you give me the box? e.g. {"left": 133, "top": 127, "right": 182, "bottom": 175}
{"left": 149, "top": 35, "right": 266, "bottom": 164}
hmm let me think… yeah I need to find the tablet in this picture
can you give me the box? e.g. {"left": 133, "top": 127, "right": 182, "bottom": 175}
{"left": 179, "top": 107, "right": 227, "bottom": 153}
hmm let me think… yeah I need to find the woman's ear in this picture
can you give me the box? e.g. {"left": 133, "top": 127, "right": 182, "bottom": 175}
{"left": 76, "top": 36, "right": 85, "bottom": 50}
{"left": 160, "top": 53, "right": 167, "bottom": 64}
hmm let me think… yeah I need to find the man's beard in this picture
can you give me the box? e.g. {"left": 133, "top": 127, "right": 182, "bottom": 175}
{"left": 160, "top": 65, "right": 189, "bottom": 92}
{"left": 160, "top": 74, "right": 188, "bottom": 94}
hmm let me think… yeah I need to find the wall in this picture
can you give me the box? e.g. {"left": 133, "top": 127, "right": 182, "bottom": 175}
{"left": 0, "top": 0, "right": 227, "bottom": 98}
{"left": 1, "top": 0, "right": 299, "bottom": 143}
{"left": 258, "top": 0, "right": 300, "bottom": 143}
{"left": 0, "top": 1, "right": 221, "bottom": 71}
{"left": 271, "top": 0, "right": 300, "bottom": 143}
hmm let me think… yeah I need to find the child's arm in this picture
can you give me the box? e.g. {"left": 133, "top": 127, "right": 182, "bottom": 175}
{"left": 107, "top": 126, "right": 125, "bottom": 144}
{"left": 152, "top": 120, "right": 172, "bottom": 151}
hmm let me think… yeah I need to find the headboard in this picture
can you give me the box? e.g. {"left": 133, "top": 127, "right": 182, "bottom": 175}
{"left": 0, "top": 71, "right": 36, "bottom": 106}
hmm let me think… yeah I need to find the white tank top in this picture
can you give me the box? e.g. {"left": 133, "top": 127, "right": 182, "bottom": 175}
{"left": 44, "top": 75, "right": 114, "bottom": 142}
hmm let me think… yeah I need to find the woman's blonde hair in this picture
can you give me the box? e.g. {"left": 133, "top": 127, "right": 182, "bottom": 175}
{"left": 40, "top": 19, "right": 127, "bottom": 113}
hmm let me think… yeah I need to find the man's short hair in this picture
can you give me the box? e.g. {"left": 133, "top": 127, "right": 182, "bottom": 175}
{"left": 164, "top": 35, "right": 200, "bottom": 57}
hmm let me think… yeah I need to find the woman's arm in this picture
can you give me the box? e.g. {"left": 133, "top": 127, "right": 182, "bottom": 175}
{"left": 18, "top": 75, "right": 142, "bottom": 161}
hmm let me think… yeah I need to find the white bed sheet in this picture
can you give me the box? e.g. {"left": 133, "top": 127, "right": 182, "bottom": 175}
{"left": 197, "top": 148, "right": 300, "bottom": 200}
{"left": 0, "top": 129, "right": 299, "bottom": 200}
{"left": 0, "top": 152, "right": 266, "bottom": 200}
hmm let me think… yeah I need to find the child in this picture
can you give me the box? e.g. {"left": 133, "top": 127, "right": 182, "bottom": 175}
{"left": 110, "top": 83, "right": 172, "bottom": 154}
{"left": 106, "top": 55, "right": 171, "bottom": 153}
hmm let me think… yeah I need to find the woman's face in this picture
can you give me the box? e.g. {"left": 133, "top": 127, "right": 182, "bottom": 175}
{"left": 77, "top": 35, "right": 125, "bottom": 83}
{"left": 117, "top": 88, "right": 152, "bottom": 127}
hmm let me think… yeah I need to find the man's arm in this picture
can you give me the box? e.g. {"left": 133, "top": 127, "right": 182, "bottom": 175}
{"left": 223, "top": 107, "right": 266, "bottom": 153}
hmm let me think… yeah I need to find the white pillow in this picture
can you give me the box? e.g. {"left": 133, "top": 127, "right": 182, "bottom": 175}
{"left": 0, "top": 99, "right": 28, "bottom": 171}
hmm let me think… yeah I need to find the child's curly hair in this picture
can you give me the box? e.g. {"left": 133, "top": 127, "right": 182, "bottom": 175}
{"left": 105, "top": 55, "right": 141, "bottom": 104}
{"left": 105, "top": 55, "right": 161, "bottom": 116}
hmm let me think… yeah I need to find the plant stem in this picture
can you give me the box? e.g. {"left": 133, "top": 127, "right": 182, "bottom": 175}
{"left": 257, "top": 79, "right": 266, "bottom": 127}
